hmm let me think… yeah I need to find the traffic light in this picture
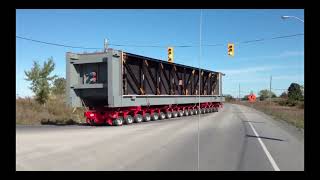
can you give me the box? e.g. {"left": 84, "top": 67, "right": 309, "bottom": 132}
{"left": 168, "top": 47, "right": 174, "bottom": 63}
{"left": 228, "top": 43, "right": 234, "bottom": 56}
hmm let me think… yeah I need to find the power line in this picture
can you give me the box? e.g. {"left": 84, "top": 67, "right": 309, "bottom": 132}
{"left": 16, "top": 36, "right": 101, "bottom": 50}
{"left": 16, "top": 33, "right": 304, "bottom": 49}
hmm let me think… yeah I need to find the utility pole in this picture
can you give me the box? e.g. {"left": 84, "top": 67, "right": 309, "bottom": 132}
{"left": 239, "top": 83, "right": 240, "bottom": 102}
{"left": 269, "top": 75, "right": 272, "bottom": 105}
{"left": 104, "top": 38, "right": 108, "bottom": 52}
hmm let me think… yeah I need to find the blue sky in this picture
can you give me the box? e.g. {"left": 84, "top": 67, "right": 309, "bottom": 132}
{"left": 16, "top": 9, "right": 304, "bottom": 98}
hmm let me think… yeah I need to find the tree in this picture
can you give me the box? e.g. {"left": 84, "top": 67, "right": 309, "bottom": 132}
{"left": 242, "top": 95, "right": 249, "bottom": 101}
{"left": 280, "top": 92, "right": 288, "bottom": 99}
{"left": 25, "top": 58, "right": 57, "bottom": 105}
{"left": 51, "top": 77, "right": 66, "bottom": 95}
{"left": 258, "top": 89, "right": 276, "bottom": 101}
{"left": 225, "top": 94, "right": 235, "bottom": 102}
{"left": 288, "top": 83, "right": 303, "bottom": 101}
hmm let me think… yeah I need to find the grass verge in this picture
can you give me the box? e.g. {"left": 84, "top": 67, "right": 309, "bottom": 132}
{"left": 16, "top": 95, "right": 86, "bottom": 125}
{"left": 232, "top": 100, "right": 304, "bottom": 129}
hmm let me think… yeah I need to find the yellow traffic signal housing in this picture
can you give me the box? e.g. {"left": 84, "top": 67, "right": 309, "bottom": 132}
{"left": 228, "top": 43, "right": 234, "bottom": 56}
{"left": 168, "top": 47, "right": 174, "bottom": 63}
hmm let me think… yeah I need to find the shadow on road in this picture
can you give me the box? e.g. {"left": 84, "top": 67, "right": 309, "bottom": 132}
{"left": 246, "top": 134, "right": 285, "bottom": 142}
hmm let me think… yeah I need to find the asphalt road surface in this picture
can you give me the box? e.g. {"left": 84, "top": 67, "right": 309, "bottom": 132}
{"left": 16, "top": 103, "right": 304, "bottom": 171}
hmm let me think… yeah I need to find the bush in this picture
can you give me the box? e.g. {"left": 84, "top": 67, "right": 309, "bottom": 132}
{"left": 298, "top": 101, "right": 304, "bottom": 109}
{"left": 225, "top": 94, "right": 236, "bottom": 102}
{"left": 287, "top": 99, "right": 298, "bottom": 106}
{"left": 277, "top": 98, "right": 302, "bottom": 107}
{"left": 278, "top": 100, "right": 287, "bottom": 106}
{"left": 259, "top": 89, "right": 276, "bottom": 101}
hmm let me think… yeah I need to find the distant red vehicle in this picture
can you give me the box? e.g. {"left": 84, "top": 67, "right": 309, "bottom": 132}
{"left": 248, "top": 94, "right": 256, "bottom": 103}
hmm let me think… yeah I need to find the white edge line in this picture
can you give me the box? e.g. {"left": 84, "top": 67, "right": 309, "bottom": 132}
{"left": 247, "top": 121, "right": 281, "bottom": 171}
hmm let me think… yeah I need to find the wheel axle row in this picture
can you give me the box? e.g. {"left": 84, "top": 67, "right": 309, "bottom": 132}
{"left": 85, "top": 103, "right": 223, "bottom": 126}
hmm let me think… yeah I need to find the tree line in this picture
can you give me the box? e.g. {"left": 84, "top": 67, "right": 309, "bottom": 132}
{"left": 225, "top": 82, "right": 304, "bottom": 105}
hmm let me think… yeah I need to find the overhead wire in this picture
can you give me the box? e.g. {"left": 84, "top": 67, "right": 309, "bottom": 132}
{"left": 16, "top": 33, "right": 304, "bottom": 49}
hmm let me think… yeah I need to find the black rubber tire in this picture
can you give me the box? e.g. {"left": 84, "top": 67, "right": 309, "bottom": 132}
{"left": 152, "top": 112, "right": 159, "bottom": 121}
{"left": 124, "top": 115, "right": 134, "bottom": 124}
{"left": 184, "top": 110, "right": 189, "bottom": 116}
{"left": 113, "top": 117, "right": 123, "bottom": 126}
{"left": 172, "top": 111, "right": 178, "bottom": 118}
{"left": 144, "top": 113, "right": 151, "bottom": 122}
{"left": 189, "top": 110, "right": 194, "bottom": 115}
{"left": 178, "top": 110, "right": 184, "bottom": 117}
{"left": 166, "top": 112, "right": 172, "bottom": 119}
{"left": 134, "top": 114, "right": 143, "bottom": 123}
{"left": 159, "top": 112, "right": 166, "bottom": 120}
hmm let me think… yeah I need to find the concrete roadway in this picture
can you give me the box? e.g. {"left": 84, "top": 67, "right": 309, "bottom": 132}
{"left": 16, "top": 103, "right": 304, "bottom": 171}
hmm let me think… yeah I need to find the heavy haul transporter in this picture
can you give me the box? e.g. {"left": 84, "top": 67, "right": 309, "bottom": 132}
{"left": 66, "top": 49, "right": 225, "bottom": 126}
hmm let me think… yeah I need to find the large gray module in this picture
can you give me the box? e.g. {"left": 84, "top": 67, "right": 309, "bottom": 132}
{"left": 66, "top": 49, "right": 225, "bottom": 108}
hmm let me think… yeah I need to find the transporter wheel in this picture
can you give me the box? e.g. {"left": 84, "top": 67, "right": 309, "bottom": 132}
{"left": 134, "top": 114, "right": 143, "bottom": 123}
{"left": 159, "top": 112, "right": 166, "bottom": 120}
{"left": 87, "top": 119, "right": 96, "bottom": 126}
{"left": 202, "top": 108, "right": 206, "bottom": 113}
{"left": 210, "top": 108, "right": 214, "bottom": 113}
{"left": 184, "top": 110, "right": 189, "bottom": 116}
{"left": 178, "top": 110, "right": 184, "bottom": 117}
{"left": 166, "top": 111, "right": 172, "bottom": 119}
{"left": 189, "top": 110, "right": 194, "bottom": 115}
{"left": 124, "top": 115, "right": 134, "bottom": 124}
{"left": 113, "top": 117, "right": 123, "bottom": 126}
{"left": 144, "top": 113, "right": 151, "bottom": 122}
{"left": 201, "top": 108, "right": 205, "bottom": 114}
{"left": 152, "top": 113, "right": 159, "bottom": 121}
{"left": 193, "top": 109, "right": 198, "bottom": 115}
{"left": 205, "top": 108, "right": 209, "bottom": 113}
{"left": 172, "top": 111, "right": 178, "bottom": 118}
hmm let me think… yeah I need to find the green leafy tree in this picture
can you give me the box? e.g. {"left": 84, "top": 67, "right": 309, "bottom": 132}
{"left": 25, "top": 58, "right": 57, "bottom": 105}
{"left": 258, "top": 89, "right": 276, "bottom": 101}
{"left": 288, "top": 83, "right": 303, "bottom": 101}
{"left": 51, "top": 77, "right": 66, "bottom": 95}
